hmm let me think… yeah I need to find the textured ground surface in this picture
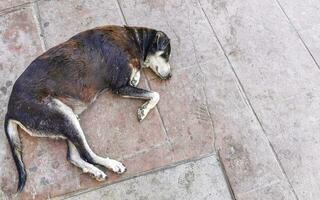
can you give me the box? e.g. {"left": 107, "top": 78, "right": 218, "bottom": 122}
{"left": 0, "top": 0, "right": 320, "bottom": 199}
{"left": 54, "top": 154, "right": 232, "bottom": 200}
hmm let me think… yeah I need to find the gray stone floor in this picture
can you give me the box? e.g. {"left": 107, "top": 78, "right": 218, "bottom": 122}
{"left": 1, "top": 0, "right": 320, "bottom": 199}
{"left": 54, "top": 154, "right": 233, "bottom": 200}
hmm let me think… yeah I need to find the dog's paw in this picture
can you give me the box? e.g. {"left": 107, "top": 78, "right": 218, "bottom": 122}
{"left": 137, "top": 107, "right": 148, "bottom": 121}
{"left": 87, "top": 168, "right": 107, "bottom": 181}
{"left": 108, "top": 159, "right": 127, "bottom": 174}
{"left": 95, "top": 171, "right": 107, "bottom": 181}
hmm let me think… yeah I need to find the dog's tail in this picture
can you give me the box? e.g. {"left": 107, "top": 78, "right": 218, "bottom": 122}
{"left": 4, "top": 114, "right": 27, "bottom": 192}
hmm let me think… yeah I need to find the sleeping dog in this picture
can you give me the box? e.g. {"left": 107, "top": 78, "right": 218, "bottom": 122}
{"left": 4, "top": 25, "right": 172, "bottom": 192}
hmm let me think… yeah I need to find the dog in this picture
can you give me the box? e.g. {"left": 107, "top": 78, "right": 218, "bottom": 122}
{"left": 4, "top": 25, "right": 172, "bottom": 192}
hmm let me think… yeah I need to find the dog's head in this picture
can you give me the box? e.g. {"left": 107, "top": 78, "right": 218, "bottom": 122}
{"left": 145, "top": 31, "right": 172, "bottom": 79}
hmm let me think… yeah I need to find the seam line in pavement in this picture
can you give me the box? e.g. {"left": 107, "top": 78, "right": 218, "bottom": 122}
{"left": 197, "top": 0, "right": 299, "bottom": 199}
{"left": 120, "top": 141, "right": 168, "bottom": 161}
{"left": 0, "top": 1, "right": 38, "bottom": 16}
{"left": 115, "top": 0, "right": 127, "bottom": 25}
{"left": 53, "top": 152, "right": 216, "bottom": 199}
{"left": 115, "top": 0, "right": 175, "bottom": 161}
{"left": 31, "top": 1, "right": 47, "bottom": 51}
{"left": 186, "top": 3, "right": 216, "bottom": 151}
{"left": 218, "top": 151, "right": 237, "bottom": 200}
{"left": 274, "top": 0, "right": 320, "bottom": 72}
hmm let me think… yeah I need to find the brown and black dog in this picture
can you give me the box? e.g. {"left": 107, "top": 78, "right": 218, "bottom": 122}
{"left": 4, "top": 25, "right": 172, "bottom": 192}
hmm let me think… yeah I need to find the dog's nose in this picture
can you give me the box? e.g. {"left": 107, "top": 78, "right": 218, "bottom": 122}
{"left": 167, "top": 73, "right": 172, "bottom": 79}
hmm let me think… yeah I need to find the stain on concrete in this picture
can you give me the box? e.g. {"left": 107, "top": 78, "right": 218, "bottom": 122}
{"left": 5, "top": 80, "right": 12, "bottom": 87}
{"left": 43, "top": 22, "right": 49, "bottom": 27}
{"left": 143, "top": 0, "right": 166, "bottom": 11}
{"left": 184, "top": 170, "right": 195, "bottom": 191}
{"left": 29, "top": 166, "right": 38, "bottom": 172}
{"left": 52, "top": 161, "right": 60, "bottom": 169}
{"left": 0, "top": 86, "right": 7, "bottom": 95}
{"left": 223, "top": 136, "right": 253, "bottom": 177}
{"left": 40, "top": 177, "right": 50, "bottom": 186}
{"left": 151, "top": 177, "right": 161, "bottom": 185}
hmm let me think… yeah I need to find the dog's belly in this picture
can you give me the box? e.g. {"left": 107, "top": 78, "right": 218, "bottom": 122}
{"left": 56, "top": 87, "right": 106, "bottom": 115}
{"left": 57, "top": 96, "right": 89, "bottom": 115}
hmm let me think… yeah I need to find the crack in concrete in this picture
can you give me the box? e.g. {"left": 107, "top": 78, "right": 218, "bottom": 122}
{"left": 274, "top": 0, "right": 320, "bottom": 72}
{"left": 142, "top": 71, "right": 175, "bottom": 161}
{"left": 120, "top": 141, "right": 168, "bottom": 161}
{"left": 0, "top": 1, "right": 39, "bottom": 16}
{"left": 237, "top": 179, "right": 281, "bottom": 198}
{"left": 186, "top": 3, "right": 216, "bottom": 151}
{"left": 218, "top": 150, "right": 237, "bottom": 200}
{"left": 197, "top": 0, "right": 299, "bottom": 199}
{"left": 115, "top": 0, "right": 127, "bottom": 25}
{"left": 31, "top": 1, "right": 48, "bottom": 51}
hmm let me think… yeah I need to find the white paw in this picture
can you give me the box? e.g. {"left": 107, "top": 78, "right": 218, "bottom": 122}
{"left": 137, "top": 107, "right": 149, "bottom": 122}
{"left": 108, "top": 159, "right": 127, "bottom": 174}
{"left": 86, "top": 168, "right": 107, "bottom": 181}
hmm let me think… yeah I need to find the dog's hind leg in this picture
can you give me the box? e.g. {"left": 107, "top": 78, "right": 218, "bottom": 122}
{"left": 113, "top": 85, "right": 160, "bottom": 121}
{"left": 50, "top": 98, "right": 126, "bottom": 174}
{"left": 9, "top": 97, "right": 126, "bottom": 177}
{"left": 67, "top": 141, "right": 106, "bottom": 181}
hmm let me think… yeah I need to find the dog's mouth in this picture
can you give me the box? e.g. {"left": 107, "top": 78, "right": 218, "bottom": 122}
{"left": 153, "top": 66, "right": 172, "bottom": 80}
{"left": 144, "top": 62, "right": 172, "bottom": 80}
{"left": 163, "top": 72, "right": 172, "bottom": 80}
{"left": 156, "top": 72, "right": 172, "bottom": 80}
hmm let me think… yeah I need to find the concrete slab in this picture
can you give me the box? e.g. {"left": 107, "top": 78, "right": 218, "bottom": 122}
{"left": 275, "top": 0, "right": 320, "bottom": 69}
{"left": 199, "top": 0, "right": 320, "bottom": 198}
{"left": 1, "top": 0, "right": 320, "bottom": 199}
{"left": 119, "top": 0, "right": 217, "bottom": 163}
{"left": 0, "top": 5, "right": 43, "bottom": 198}
{"left": 54, "top": 154, "right": 233, "bottom": 200}
{"left": 146, "top": 66, "right": 215, "bottom": 161}
{"left": 257, "top": 93, "right": 320, "bottom": 200}
{"left": 37, "top": 0, "right": 124, "bottom": 48}
{"left": 200, "top": 62, "right": 296, "bottom": 200}
{"left": 119, "top": 0, "right": 296, "bottom": 198}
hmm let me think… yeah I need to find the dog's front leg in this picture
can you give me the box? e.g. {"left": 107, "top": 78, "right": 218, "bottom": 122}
{"left": 114, "top": 85, "right": 159, "bottom": 121}
{"left": 130, "top": 71, "right": 140, "bottom": 87}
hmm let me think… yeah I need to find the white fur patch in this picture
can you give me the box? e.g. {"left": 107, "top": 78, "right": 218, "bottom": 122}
{"left": 68, "top": 141, "right": 107, "bottom": 181}
{"left": 145, "top": 51, "right": 171, "bottom": 78}
{"left": 104, "top": 158, "right": 126, "bottom": 174}
{"left": 130, "top": 69, "right": 140, "bottom": 87}
{"left": 52, "top": 98, "right": 126, "bottom": 174}
{"left": 11, "top": 120, "right": 66, "bottom": 139}
{"left": 62, "top": 97, "right": 88, "bottom": 115}
{"left": 7, "top": 120, "right": 21, "bottom": 147}
{"left": 137, "top": 92, "right": 160, "bottom": 121}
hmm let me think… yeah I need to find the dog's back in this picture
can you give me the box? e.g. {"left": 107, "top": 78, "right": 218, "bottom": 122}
{"left": 10, "top": 26, "right": 139, "bottom": 107}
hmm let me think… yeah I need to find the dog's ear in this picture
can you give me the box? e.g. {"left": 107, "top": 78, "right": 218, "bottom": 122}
{"left": 153, "top": 31, "right": 170, "bottom": 50}
{"left": 155, "top": 32, "right": 163, "bottom": 45}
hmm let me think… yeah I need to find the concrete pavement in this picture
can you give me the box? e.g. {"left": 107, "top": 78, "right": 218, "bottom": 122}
{"left": 1, "top": 0, "right": 320, "bottom": 199}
